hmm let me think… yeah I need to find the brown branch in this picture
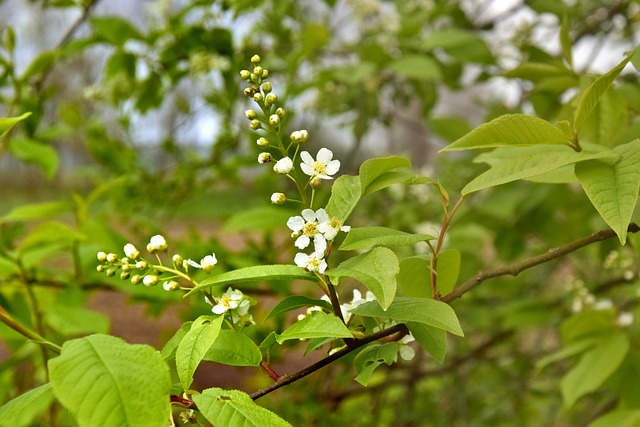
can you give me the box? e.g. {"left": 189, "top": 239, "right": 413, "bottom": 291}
{"left": 443, "top": 223, "right": 640, "bottom": 304}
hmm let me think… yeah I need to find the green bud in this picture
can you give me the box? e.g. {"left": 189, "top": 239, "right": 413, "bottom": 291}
{"left": 172, "top": 254, "right": 183, "bottom": 265}
{"left": 253, "top": 66, "right": 263, "bottom": 76}
{"left": 253, "top": 92, "right": 263, "bottom": 103}
{"left": 245, "top": 109, "right": 257, "bottom": 120}
{"left": 106, "top": 268, "right": 116, "bottom": 277}
{"left": 120, "top": 271, "right": 130, "bottom": 280}
{"left": 256, "top": 137, "right": 269, "bottom": 147}
{"left": 243, "top": 87, "right": 255, "bottom": 97}
{"left": 239, "top": 69, "right": 251, "bottom": 80}
{"left": 131, "top": 275, "right": 142, "bottom": 285}
{"left": 261, "top": 69, "right": 269, "bottom": 78}
{"left": 250, "top": 119, "right": 262, "bottom": 130}
{"left": 97, "top": 251, "right": 107, "bottom": 262}
{"left": 310, "top": 177, "right": 322, "bottom": 188}
{"left": 96, "top": 265, "right": 104, "bottom": 272}
{"left": 251, "top": 54, "right": 261, "bottom": 64}
{"left": 269, "top": 114, "right": 280, "bottom": 127}
{"left": 106, "top": 253, "right": 118, "bottom": 263}
{"left": 135, "top": 261, "right": 148, "bottom": 270}
{"left": 265, "top": 93, "right": 277, "bottom": 106}
{"left": 261, "top": 81, "right": 272, "bottom": 93}
{"left": 275, "top": 107, "right": 286, "bottom": 117}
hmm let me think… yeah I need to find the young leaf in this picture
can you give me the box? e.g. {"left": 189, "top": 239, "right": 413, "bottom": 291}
{"left": 560, "top": 15, "right": 573, "bottom": 68}
{"left": 185, "top": 265, "right": 318, "bottom": 296}
{"left": 327, "top": 247, "right": 399, "bottom": 309}
{"left": 353, "top": 343, "right": 399, "bottom": 386}
{"left": 193, "top": 388, "right": 292, "bottom": 427}
{"left": 397, "top": 256, "right": 431, "bottom": 298}
{"left": 0, "top": 384, "right": 54, "bottom": 427}
{"left": 339, "top": 226, "right": 434, "bottom": 251}
{"left": 386, "top": 55, "right": 442, "bottom": 81}
{"left": 350, "top": 297, "right": 464, "bottom": 337}
{"left": 275, "top": 311, "right": 353, "bottom": 344}
{"left": 0, "top": 112, "right": 31, "bottom": 137}
{"left": 176, "top": 315, "right": 224, "bottom": 391}
{"left": 434, "top": 249, "right": 460, "bottom": 295}
{"left": 362, "top": 171, "right": 435, "bottom": 196}
{"left": 561, "top": 331, "right": 629, "bottom": 407}
{"left": 223, "top": 206, "right": 294, "bottom": 232}
{"left": 91, "top": 16, "right": 143, "bottom": 46}
{"left": 574, "top": 48, "right": 637, "bottom": 133}
{"left": 48, "top": 334, "right": 171, "bottom": 427}
{"left": 359, "top": 156, "right": 412, "bottom": 192}
{"left": 463, "top": 145, "right": 615, "bottom": 194}
{"left": 7, "top": 137, "right": 59, "bottom": 179}
{"left": 440, "top": 114, "right": 570, "bottom": 152}
{"left": 0, "top": 201, "right": 70, "bottom": 223}
{"left": 406, "top": 322, "right": 447, "bottom": 364}
{"left": 203, "top": 330, "right": 262, "bottom": 367}
{"left": 325, "top": 175, "right": 362, "bottom": 222}
{"left": 589, "top": 410, "right": 640, "bottom": 427}
{"left": 575, "top": 139, "right": 640, "bottom": 244}
{"left": 265, "top": 295, "right": 333, "bottom": 321}
{"left": 161, "top": 322, "right": 191, "bottom": 361}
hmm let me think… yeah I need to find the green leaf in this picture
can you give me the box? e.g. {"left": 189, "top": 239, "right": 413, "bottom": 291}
{"left": 223, "top": 206, "right": 294, "bottom": 232}
{"left": 561, "top": 331, "right": 629, "bottom": 407}
{"left": 386, "top": 55, "right": 442, "bottom": 81}
{"left": 193, "top": 388, "right": 292, "bottom": 427}
{"left": 7, "top": 137, "right": 59, "bottom": 179}
{"left": 91, "top": 16, "right": 143, "bottom": 46}
{"left": 327, "top": 247, "right": 399, "bottom": 309}
{"left": 351, "top": 297, "right": 464, "bottom": 337}
{"left": 574, "top": 48, "right": 636, "bottom": 132}
{"left": 353, "top": 343, "right": 399, "bottom": 386}
{"left": 48, "top": 334, "right": 171, "bottom": 427}
{"left": 463, "top": 145, "right": 615, "bottom": 194}
{"left": 434, "top": 249, "right": 460, "bottom": 295}
{"left": 359, "top": 156, "right": 412, "bottom": 192}
{"left": 340, "top": 226, "right": 434, "bottom": 251}
{"left": 0, "top": 112, "right": 31, "bottom": 137}
{"left": 503, "top": 62, "right": 573, "bottom": 81}
{"left": 0, "top": 384, "right": 54, "bottom": 427}
{"left": 440, "top": 114, "right": 570, "bottom": 152}
{"left": 560, "top": 16, "right": 573, "bottom": 67}
{"left": 176, "top": 315, "right": 224, "bottom": 391}
{"left": 535, "top": 338, "right": 599, "bottom": 373}
{"left": 18, "top": 221, "right": 85, "bottom": 253}
{"left": 589, "top": 410, "right": 640, "bottom": 427}
{"left": 160, "top": 322, "right": 191, "bottom": 361}
{"left": 423, "top": 29, "right": 493, "bottom": 63}
{"left": 407, "top": 322, "right": 447, "bottom": 363}
{"left": 276, "top": 311, "right": 353, "bottom": 344}
{"left": 185, "top": 265, "right": 318, "bottom": 296}
{"left": 363, "top": 171, "right": 435, "bottom": 196}
{"left": 575, "top": 139, "right": 640, "bottom": 244}
{"left": 325, "top": 175, "right": 362, "bottom": 222}
{"left": 21, "top": 51, "right": 58, "bottom": 80}
{"left": 203, "top": 330, "right": 262, "bottom": 367}
{"left": 397, "top": 256, "right": 431, "bottom": 298}
{"left": 265, "top": 295, "right": 333, "bottom": 321}
{"left": 0, "top": 201, "right": 70, "bottom": 223}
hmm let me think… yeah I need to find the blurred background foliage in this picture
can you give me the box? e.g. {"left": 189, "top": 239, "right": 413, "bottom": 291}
{"left": 1, "top": 0, "right": 640, "bottom": 425}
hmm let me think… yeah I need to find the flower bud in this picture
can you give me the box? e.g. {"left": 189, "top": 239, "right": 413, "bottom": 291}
{"left": 250, "top": 54, "right": 261, "bottom": 64}
{"left": 253, "top": 66, "right": 263, "bottom": 76}
{"left": 269, "top": 114, "right": 280, "bottom": 127}
{"left": 273, "top": 157, "right": 293, "bottom": 174}
{"left": 253, "top": 92, "right": 263, "bottom": 103}
{"left": 106, "top": 268, "right": 116, "bottom": 277}
{"left": 163, "top": 280, "right": 180, "bottom": 291}
{"left": 258, "top": 152, "right": 272, "bottom": 164}
{"left": 243, "top": 87, "right": 255, "bottom": 97}
{"left": 123, "top": 243, "right": 140, "bottom": 260}
{"left": 239, "top": 69, "right": 250, "bottom": 80}
{"left": 261, "top": 81, "right": 272, "bottom": 93}
{"left": 265, "top": 93, "right": 277, "bottom": 106}
{"left": 106, "top": 253, "right": 118, "bottom": 263}
{"left": 120, "top": 271, "right": 130, "bottom": 280}
{"left": 250, "top": 119, "right": 261, "bottom": 130}
{"left": 96, "top": 265, "right": 104, "bottom": 272}
{"left": 136, "top": 261, "right": 148, "bottom": 270}
{"left": 290, "top": 129, "right": 309, "bottom": 143}
{"left": 97, "top": 251, "right": 107, "bottom": 262}
{"left": 275, "top": 107, "right": 285, "bottom": 117}
{"left": 172, "top": 254, "right": 183, "bottom": 265}
{"left": 261, "top": 69, "right": 269, "bottom": 78}
{"left": 310, "top": 176, "right": 322, "bottom": 188}
{"left": 143, "top": 275, "right": 159, "bottom": 287}
{"left": 131, "top": 275, "right": 142, "bottom": 285}
{"left": 271, "top": 192, "right": 287, "bottom": 204}
{"left": 146, "top": 235, "right": 168, "bottom": 253}
{"left": 245, "top": 109, "right": 257, "bottom": 120}
{"left": 256, "top": 137, "right": 269, "bottom": 147}
{"left": 121, "top": 263, "right": 131, "bottom": 272}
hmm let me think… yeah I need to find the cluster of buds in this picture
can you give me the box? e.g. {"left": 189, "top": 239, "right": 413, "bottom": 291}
{"left": 97, "top": 235, "right": 219, "bottom": 292}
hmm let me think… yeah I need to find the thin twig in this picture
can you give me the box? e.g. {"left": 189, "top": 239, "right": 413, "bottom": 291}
{"left": 443, "top": 223, "right": 640, "bottom": 304}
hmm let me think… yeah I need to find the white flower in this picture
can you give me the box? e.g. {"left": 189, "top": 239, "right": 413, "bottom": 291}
{"left": 398, "top": 334, "right": 416, "bottom": 361}
{"left": 146, "top": 235, "right": 168, "bottom": 253}
{"left": 318, "top": 215, "right": 350, "bottom": 240}
{"left": 287, "top": 209, "right": 328, "bottom": 253}
{"left": 187, "top": 254, "right": 218, "bottom": 273}
{"left": 617, "top": 312, "right": 634, "bottom": 327}
{"left": 211, "top": 287, "right": 244, "bottom": 314}
{"left": 341, "top": 289, "right": 376, "bottom": 323}
{"left": 594, "top": 299, "right": 613, "bottom": 310}
{"left": 143, "top": 275, "right": 159, "bottom": 287}
{"left": 273, "top": 157, "right": 293, "bottom": 174}
{"left": 123, "top": 243, "right": 140, "bottom": 260}
{"left": 294, "top": 252, "right": 327, "bottom": 273}
{"left": 300, "top": 148, "right": 340, "bottom": 180}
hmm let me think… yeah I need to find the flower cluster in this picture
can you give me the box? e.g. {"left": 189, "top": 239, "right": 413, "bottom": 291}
{"left": 287, "top": 208, "right": 350, "bottom": 273}
{"left": 96, "top": 235, "right": 219, "bottom": 291}
{"left": 206, "top": 287, "right": 256, "bottom": 327}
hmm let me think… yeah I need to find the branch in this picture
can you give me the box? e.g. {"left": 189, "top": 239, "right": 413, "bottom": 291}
{"left": 0, "top": 306, "right": 61, "bottom": 354}
{"left": 443, "top": 223, "right": 640, "bottom": 304}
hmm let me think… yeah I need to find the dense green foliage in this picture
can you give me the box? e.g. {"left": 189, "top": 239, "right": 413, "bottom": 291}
{"left": 2, "top": 1, "right": 640, "bottom": 425}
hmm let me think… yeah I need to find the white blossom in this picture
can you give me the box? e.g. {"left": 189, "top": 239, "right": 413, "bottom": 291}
{"left": 287, "top": 209, "right": 328, "bottom": 253}
{"left": 294, "top": 251, "right": 328, "bottom": 273}
{"left": 617, "top": 312, "right": 634, "bottom": 327}
{"left": 318, "top": 215, "right": 350, "bottom": 240}
{"left": 211, "top": 287, "right": 244, "bottom": 314}
{"left": 273, "top": 157, "right": 293, "bottom": 174}
{"left": 146, "top": 235, "right": 168, "bottom": 253}
{"left": 187, "top": 254, "right": 218, "bottom": 273}
{"left": 300, "top": 148, "right": 340, "bottom": 180}
{"left": 123, "top": 243, "right": 140, "bottom": 260}
{"left": 398, "top": 334, "right": 416, "bottom": 361}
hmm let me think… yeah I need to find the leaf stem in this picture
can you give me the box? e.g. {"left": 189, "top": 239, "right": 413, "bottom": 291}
{"left": 431, "top": 196, "right": 465, "bottom": 299}
{"left": 0, "top": 306, "right": 61, "bottom": 354}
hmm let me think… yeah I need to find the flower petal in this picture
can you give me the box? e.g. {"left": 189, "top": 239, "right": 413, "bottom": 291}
{"left": 295, "top": 235, "right": 310, "bottom": 249}
{"left": 294, "top": 252, "right": 309, "bottom": 268}
{"left": 300, "top": 151, "right": 314, "bottom": 165}
{"left": 287, "top": 216, "right": 305, "bottom": 232}
{"left": 301, "top": 209, "right": 316, "bottom": 221}
{"left": 317, "top": 148, "right": 333, "bottom": 163}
